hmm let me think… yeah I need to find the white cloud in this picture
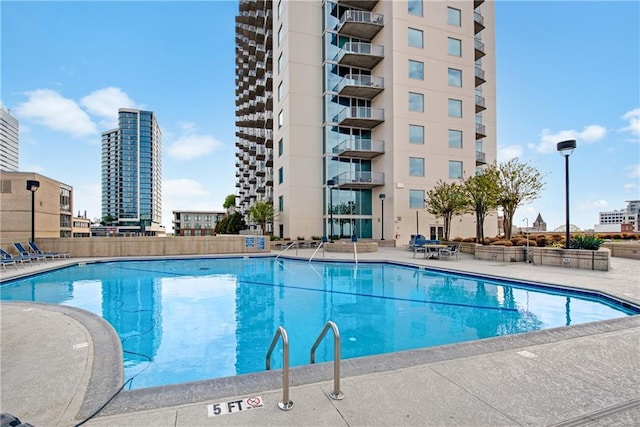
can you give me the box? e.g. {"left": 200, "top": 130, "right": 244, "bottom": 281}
{"left": 72, "top": 183, "right": 101, "bottom": 220}
{"left": 15, "top": 89, "right": 97, "bottom": 137}
{"left": 166, "top": 128, "right": 223, "bottom": 160}
{"left": 497, "top": 145, "right": 522, "bottom": 162}
{"left": 162, "top": 178, "right": 220, "bottom": 230}
{"left": 579, "top": 199, "right": 608, "bottom": 210}
{"left": 623, "top": 183, "right": 638, "bottom": 192}
{"left": 529, "top": 125, "right": 607, "bottom": 154}
{"left": 626, "top": 164, "right": 640, "bottom": 178}
{"left": 619, "top": 108, "right": 640, "bottom": 138}
{"left": 80, "top": 87, "right": 139, "bottom": 129}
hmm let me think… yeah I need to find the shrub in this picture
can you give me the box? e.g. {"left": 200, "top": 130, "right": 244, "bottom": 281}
{"left": 311, "top": 236, "right": 321, "bottom": 241}
{"left": 462, "top": 237, "right": 476, "bottom": 243}
{"left": 452, "top": 237, "right": 463, "bottom": 242}
{"left": 535, "top": 236, "right": 548, "bottom": 247}
{"left": 297, "top": 236, "right": 305, "bottom": 241}
{"left": 611, "top": 234, "right": 623, "bottom": 240}
{"left": 485, "top": 237, "right": 499, "bottom": 244}
{"left": 271, "top": 236, "right": 281, "bottom": 241}
{"left": 514, "top": 238, "right": 537, "bottom": 246}
{"left": 571, "top": 234, "right": 604, "bottom": 250}
{"left": 490, "top": 240, "right": 513, "bottom": 246}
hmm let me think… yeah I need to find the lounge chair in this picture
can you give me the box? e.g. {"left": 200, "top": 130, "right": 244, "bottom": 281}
{"left": 0, "top": 248, "right": 33, "bottom": 267}
{"left": 13, "top": 243, "right": 47, "bottom": 263}
{"left": 1, "top": 258, "right": 18, "bottom": 270}
{"left": 28, "top": 241, "right": 70, "bottom": 259}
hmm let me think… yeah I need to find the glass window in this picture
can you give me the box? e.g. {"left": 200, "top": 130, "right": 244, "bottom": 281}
{"left": 448, "top": 68, "right": 462, "bottom": 87}
{"left": 448, "top": 38, "right": 462, "bottom": 56}
{"left": 449, "top": 161, "right": 463, "bottom": 179}
{"left": 409, "top": 157, "right": 424, "bottom": 177}
{"left": 278, "top": 195, "right": 284, "bottom": 211}
{"left": 409, "top": 124, "right": 424, "bottom": 144}
{"left": 278, "top": 82, "right": 283, "bottom": 101}
{"left": 408, "top": 60, "right": 424, "bottom": 80}
{"left": 278, "top": 25, "right": 283, "bottom": 45}
{"left": 278, "top": 167, "right": 284, "bottom": 184}
{"left": 408, "top": 27, "right": 423, "bottom": 48}
{"left": 448, "top": 99, "right": 462, "bottom": 118}
{"left": 278, "top": 0, "right": 282, "bottom": 18}
{"left": 409, "top": 190, "right": 425, "bottom": 209}
{"left": 408, "top": 0, "right": 422, "bottom": 16}
{"left": 447, "top": 7, "right": 461, "bottom": 26}
{"left": 278, "top": 110, "right": 284, "bottom": 128}
{"left": 278, "top": 138, "right": 283, "bottom": 156}
{"left": 278, "top": 53, "right": 283, "bottom": 73}
{"left": 448, "top": 130, "right": 463, "bottom": 148}
{"left": 409, "top": 92, "right": 424, "bottom": 112}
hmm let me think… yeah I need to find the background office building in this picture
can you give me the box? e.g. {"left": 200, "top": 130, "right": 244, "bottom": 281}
{"left": 172, "top": 210, "right": 226, "bottom": 236}
{"left": 235, "top": 0, "right": 497, "bottom": 242}
{"left": 101, "top": 108, "right": 164, "bottom": 235}
{"left": 598, "top": 200, "right": 640, "bottom": 232}
{"left": 1, "top": 106, "right": 19, "bottom": 172}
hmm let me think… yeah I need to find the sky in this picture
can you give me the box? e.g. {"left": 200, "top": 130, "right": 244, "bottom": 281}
{"left": 1, "top": 0, "right": 639, "bottom": 233}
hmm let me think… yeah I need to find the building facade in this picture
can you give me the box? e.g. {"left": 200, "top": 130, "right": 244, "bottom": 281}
{"left": 0, "top": 172, "right": 73, "bottom": 247}
{"left": 101, "top": 108, "right": 163, "bottom": 235}
{"left": 172, "top": 210, "right": 226, "bottom": 236}
{"left": 0, "top": 106, "right": 19, "bottom": 172}
{"left": 235, "top": 0, "right": 497, "bottom": 242}
{"left": 598, "top": 200, "right": 640, "bottom": 232}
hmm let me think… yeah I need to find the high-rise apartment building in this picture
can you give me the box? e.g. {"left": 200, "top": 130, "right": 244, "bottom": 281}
{"left": 1, "top": 106, "right": 19, "bottom": 172}
{"left": 101, "top": 108, "right": 163, "bottom": 234}
{"left": 235, "top": 0, "right": 497, "bottom": 242}
{"left": 598, "top": 200, "right": 640, "bottom": 232}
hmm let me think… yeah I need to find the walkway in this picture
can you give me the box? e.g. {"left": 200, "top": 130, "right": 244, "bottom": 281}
{"left": 0, "top": 248, "right": 638, "bottom": 426}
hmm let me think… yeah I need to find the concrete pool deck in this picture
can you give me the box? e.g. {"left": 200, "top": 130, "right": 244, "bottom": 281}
{"left": 1, "top": 248, "right": 638, "bottom": 426}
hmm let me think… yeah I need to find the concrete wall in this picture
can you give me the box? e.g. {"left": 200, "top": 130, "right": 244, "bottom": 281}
{"left": 24, "top": 236, "right": 270, "bottom": 258}
{"left": 601, "top": 242, "right": 640, "bottom": 260}
{"left": 474, "top": 244, "right": 610, "bottom": 271}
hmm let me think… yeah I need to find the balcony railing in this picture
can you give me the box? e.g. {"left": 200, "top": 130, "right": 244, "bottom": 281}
{"left": 333, "top": 138, "right": 384, "bottom": 159}
{"left": 476, "top": 123, "right": 487, "bottom": 137}
{"left": 475, "top": 94, "right": 486, "bottom": 112}
{"left": 474, "top": 38, "right": 486, "bottom": 60}
{"left": 475, "top": 66, "right": 485, "bottom": 86}
{"left": 476, "top": 151, "right": 487, "bottom": 165}
{"left": 335, "top": 74, "right": 384, "bottom": 99}
{"left": 336, "top": 42, "right": 384, "bottom": 69}
{"left": 334, "top": 106, "right": 384, "bottom": 128}
{"left": 474, "top": 12, "right": 485, "bottom": 33}
{"left": 338, "top": 10, "right": 383, "bottom": 39}
{"left": 331, "top": 171, "right": 385, "bottom": 188}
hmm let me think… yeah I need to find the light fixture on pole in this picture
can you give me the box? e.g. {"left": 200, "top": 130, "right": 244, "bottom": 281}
{"left": 379, "top": 193, "right": 386, "bottom": 240}
{"left": 327, "top": 179, "right": 335, "bottom": 242}
{"left": 557, "top": 139, "right": 577, "bottom": 249}
{"left": 26, "top": 180, "right": 40, "bottom": 243}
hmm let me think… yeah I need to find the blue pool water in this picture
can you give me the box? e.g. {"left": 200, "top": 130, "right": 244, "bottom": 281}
{"left": 1, "top": 257, "right": 636, "bottom": 389}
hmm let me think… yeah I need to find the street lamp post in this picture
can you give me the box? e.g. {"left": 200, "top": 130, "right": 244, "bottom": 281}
{"left": 327, "top": 179, "right": 335, "bottom": 242}
{"left": 379, "top": 193, "right": 386, "bottom": 240}
{"left": 557, "top": 139, "right": 577, "bottom": 249}
{"left": 26, "top": 180, "right": 40, "bottom": 243}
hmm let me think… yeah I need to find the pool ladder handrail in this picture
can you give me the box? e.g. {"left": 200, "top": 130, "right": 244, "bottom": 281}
{"left": 265, "top": 326, "right": 294, "bottom": 411}
{"left": 310, "top": 321, "right": 344, "bottom": 400}
{"left": 275, "top": 241, "right": 299, "bottom": 259}
{"left": 308, "top": 241, "right": 325, "bottom": 263}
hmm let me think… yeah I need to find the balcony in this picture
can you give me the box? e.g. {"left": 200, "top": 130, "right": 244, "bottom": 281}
{"left": 256, "top": 145, "right": 266, "bottom": 160}
{"left": 338, "top": 0, "right": 378, "bottom": 11}
{"left": 474, "top": 0, "right": 485, "bottom": 8}
{"left": 335, "top": 74, "right": 384, "bottom": 99}
{"left": 476, "top": 123, "right": 487, "bottom": 138}
{"left": 476, "top": 150, "right": 487, "bottom": 166}
{"left": 474, "top": 12, "right": 485, "bottom": 34}
{"left": 336, "top": 42, "right": 384, "bottom": 69}
{"left": 474, "top": 38, "right": 486, "bottom": 60}
{"left": 333, "top": 138, "right": 384, "bottom": 159}
{"left": 331, "top": 171, "right": 385, "bottom": 189}
{"left": 475, "top": 66, "right": 485, "bottom": 86}
{"left": 335, "top": 106, "right": 384, "bottom": 128}
{"left": 338, "top": 10, "right": 383, "bottom": 40}
{"left": 475, "top": 94, "right": 486, "bottom": 113}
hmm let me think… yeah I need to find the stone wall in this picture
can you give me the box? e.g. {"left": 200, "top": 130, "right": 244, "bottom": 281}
{"left": 325, "top": 241, "right": 378, "bottom": 253}
{"left": 474, "top": 244, "right": 610, "bottom": 271}
{"left": 27, "top": 235, "right": 270, "bottom": 258}
{"left": 601, "top": 242, "right": 640, "bottom": 260}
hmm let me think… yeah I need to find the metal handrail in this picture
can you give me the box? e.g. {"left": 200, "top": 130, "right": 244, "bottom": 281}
{"left": 275, "top": 240, "right": 298, "bottom": 259}
{"left": 310, "top": 321, "right": 344, "bottom": 400}
{"left": 308, "top": 241, "right": 325, "bottom": 263}
{"left": 266, "top": 326, "right": 294, "bottom": 411}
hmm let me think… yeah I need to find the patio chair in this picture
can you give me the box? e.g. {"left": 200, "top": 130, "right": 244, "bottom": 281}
{"left": 13, "top": 243, "right": 47, "bottom": 263}
{"left": 439, "top": 244, "right": 460, "bottom": 260}
{"left": 28, "top": 241, "right": 70, "bottom": 259}
{"left": 424, "top": 246, "right": 440, "bottom": 259}
{"left": 0, "top": 248, "right": 33, "bottom": 267}
{"left": 1, "top": 258, "right": 18, "bottom": 270}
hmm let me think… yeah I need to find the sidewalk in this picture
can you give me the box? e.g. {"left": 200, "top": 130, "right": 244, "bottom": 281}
{"left": 1, "top": 249, "right": 638, "bottom": 426}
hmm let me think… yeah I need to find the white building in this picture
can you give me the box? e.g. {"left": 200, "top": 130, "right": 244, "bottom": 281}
{"left": 0, "top": 106, "right": 19, "bottom": 172}
{"left": 598, "top": 200, "right": 640, "bottom": 232}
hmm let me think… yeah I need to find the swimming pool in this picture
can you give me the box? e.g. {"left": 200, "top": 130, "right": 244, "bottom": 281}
{"left": 1, "top": 257, "right": 636, "bottom": 389}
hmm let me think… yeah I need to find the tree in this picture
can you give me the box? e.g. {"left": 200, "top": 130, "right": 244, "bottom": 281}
{"left": 101, "top": 214, "right": 114, "bottom": 226}
{"left": 215, "top": 212, "right": 247, "bottom": 235}
{"left": 223, "top": 194, "right": 236, "bottom": 210}
{"left": 248, "top": 201, "right": 274, "bottom": 234}
{"left": 463, "top": 164, "right": 500, "bottom": 244}
{"left": 497, "top": 158, "right": 545, "bottom": 240}
{"left": 424, "top": 180, "right": 468, "bottom": 241}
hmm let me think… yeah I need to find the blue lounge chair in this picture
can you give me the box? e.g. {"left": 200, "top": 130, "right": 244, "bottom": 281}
{"left": 0, "top": 248, "right": 33, "bottom": 266}
{"left": 28, "top": 241, "right": 70, "bottom": 259}
{"left": 13, "top": 243, "right": 47, "bottom": 263}
{"left": 1, "top": 258, "right": 18, "bottom": 270}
